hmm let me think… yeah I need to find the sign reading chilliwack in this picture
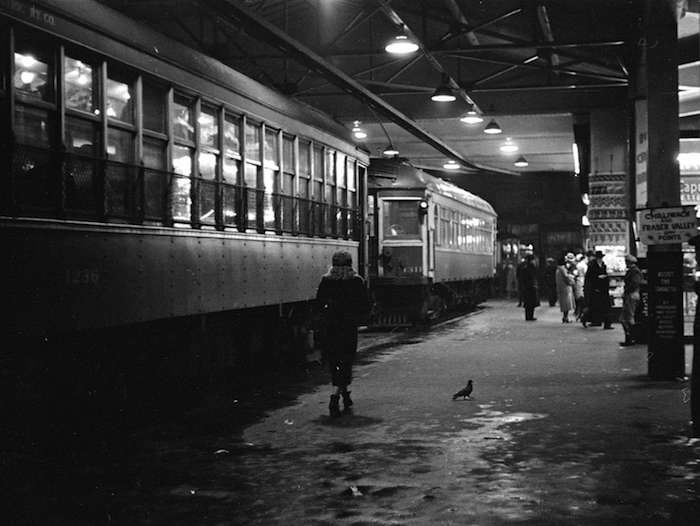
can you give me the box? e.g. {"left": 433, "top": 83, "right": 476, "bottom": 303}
{"left": 637, "top": 206, "right": 698, "bottom": 245}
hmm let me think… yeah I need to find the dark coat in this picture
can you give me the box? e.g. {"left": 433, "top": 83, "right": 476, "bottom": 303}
{"left": 521, "top": 261, "right": 539, "bottom": 308}
{"left": 585, "top": 259, "right": 610, "bottom": 319}
{"left": 316, "top": 274, "right": 369, "bottom": 329}
{"left": 315, "top": 272, "right": 369, "bottom": 387}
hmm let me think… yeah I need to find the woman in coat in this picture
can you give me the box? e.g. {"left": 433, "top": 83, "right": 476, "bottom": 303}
{"left": 316, "top": 251, "right": 369, "bottom": 417}
{"left": 555, "top": 255, "right": 576, "bottom": 323}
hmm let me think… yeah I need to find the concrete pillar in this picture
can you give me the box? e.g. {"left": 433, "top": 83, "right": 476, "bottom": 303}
{"left": 641, "top": 0, "right": 684, "bottom": 379}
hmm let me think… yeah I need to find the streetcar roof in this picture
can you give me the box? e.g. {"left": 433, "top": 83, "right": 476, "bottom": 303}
{"left": 369, "top": 159, "right": 496, "bottom": 216}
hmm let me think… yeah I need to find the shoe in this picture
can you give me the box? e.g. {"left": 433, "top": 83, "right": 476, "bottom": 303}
{"left": 329, "top": 394, "right": 341, "bottom": 418}
{"left": 589, "top": 322, "right": 602, "bottom": 327}
{"left": 619, "top": 340, "right": 635, "bottom": 346}
{"left": 525, "top": 317, "right": 537, "bottom": 321}
{"left": 341, "top": 391, "right": 353, "bottom": 413}
{"left": 603, "top": 325, "right": 614, "bottom": 330}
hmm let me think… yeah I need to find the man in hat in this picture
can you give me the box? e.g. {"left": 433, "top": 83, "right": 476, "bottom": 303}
{"left": 620, "top": 254, "right": 643, "bottom": 346}
{"left": 584, "top": 250, "right": 613, "bottom": 329}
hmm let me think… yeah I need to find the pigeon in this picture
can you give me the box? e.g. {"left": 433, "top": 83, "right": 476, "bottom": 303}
{"left": 452, "top": 380, "right": 473, "bottom": 400}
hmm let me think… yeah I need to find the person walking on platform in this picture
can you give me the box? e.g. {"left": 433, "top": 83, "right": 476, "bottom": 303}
{"left": 584, "top": 250, "right": 613, "bottom": 329}
{"left": 573, "top": 253, "right": 587, "bottom": 321}
{"left": 556, "top": 255, "right": 576, "bottom": 323}
{"left": 543, "top": 258, "right": 558, "bottom": 307}
{"left": 619, "top": 254, "right": 642, "bottom": 346}
{"left": 316, "top": 251, "right": 369, "bottom": 417}
{"left": 516, "top": 257, "right": 527, "bottom": 307}
{"left": 522, "top": 254, "right": 540, "bottom": 321}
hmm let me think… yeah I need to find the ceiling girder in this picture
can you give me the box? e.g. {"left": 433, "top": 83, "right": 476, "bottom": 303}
{"left": 204, "top": 0, "right": 516, "bottom": 175}
{"left": 437, "top": 7, "right": 524, "bottom": 46}
{"left": 445, "top": 54, "right": 629, "bottom": 84}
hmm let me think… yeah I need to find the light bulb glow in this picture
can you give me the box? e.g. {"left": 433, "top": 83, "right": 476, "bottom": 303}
{"left": 460, "top": 112, "right": 483, "bottom": 124}
{"left": 383, "top": 146, "right": 399, "bottom": 156}
{"left": 431, "top": 92, "right": 456, "bottom": 102}
{"left": 514, "top": 156, "right": 528, "bottom": 167}
{"left": 20, "top": 70, "right": 35, "bottom": 84}
{"left": 572, "top": 143, "right": 581, "bottom": 174}
{"left": 443, "top": 160, "right": 460, "bottom": 170}
{"left": 500, "top": 139, "right": 519, "bottom": 154}
{"left": 483, "top": 120, "right": 502, "bottom": 134}
{"left": 385, "top": 35, "right": 419, "bottom": 54}
{"left": 18, "top": 53, "right": 37, "bottom": 68}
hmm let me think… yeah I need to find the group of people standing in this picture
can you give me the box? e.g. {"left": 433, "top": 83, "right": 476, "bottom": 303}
{"left": 516, "top": 250, "right": 643, "bottom": 345}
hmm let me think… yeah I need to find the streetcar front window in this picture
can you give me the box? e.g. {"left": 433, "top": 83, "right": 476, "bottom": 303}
{"left": 382, "top": 200, "right": 420, "bottom": 239}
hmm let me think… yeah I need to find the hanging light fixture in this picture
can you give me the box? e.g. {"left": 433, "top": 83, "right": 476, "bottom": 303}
{"left": 443, "top": 160, "right": 460, "bottom": 170}
{"left": 499, "top": 138, "right": 519, "bottom": 154}
{"left": 483, "top": 119, "right": 502, "bottom": 134}
{"left": 431, "top": 74, "right": 456, "bottom": 102}
{"left": 382, "top": 144, "right": 399, "bottom": 156}
{"left": 514, "top": 155, "right": 529, "bottom": 167}
{"left": 385, "top": 34, "right": 419, "bottom": 55}
{"left": 351, "top": 120, "right": 367, "bottom": 140}
{"left": 460, "top": 104, "right": 483, "bottom": 125}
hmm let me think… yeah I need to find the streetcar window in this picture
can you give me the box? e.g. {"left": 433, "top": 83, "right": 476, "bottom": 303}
{"left": 106, "top": 73, "right": 133, "bottom": 123}
{"left": 15, "top": 105, "right": 51, "bottom": 146}
{"left": 245, "top": 121, "right": 261, "bottom": 161}
{"left": 199, "top": 106, "right": 218, "bottom": 148}
{"left": 244, "top": 163, "right": 259, "bottom": 227}
{"left": 143, "top": 139, "right": 166, "bottom": 169}
{"left": 223, "top": 156, "right": 239, "bottom": 184}
{"left": 312, "top": 145, "right": 323, "bottom": 193}
{"left": 64, "top": 56, "right": 95, "bottom": 113}
{"left": 107, "top": 128, "right": 133, "bottom": 162}
{"left": 325, "top": 150, "right": 335, "bottom": 186}
{"left": 346, "top": 157, "right": 355, "bottom": 191}
{"left": 263, "top": 168, "right": 276, "bottom": 230}
{"left": 281, "top": 135, "right": 295, "bottom": 232}
{"left": 173, "top": 96, "right": 194, "bottom": 143}
{"left": 66, "top": 117, "right": 99, "bottom": 154}
{"left": 198, "top": 151, "right": 217, "bottom": 179}
{"left": 142, "top": 82, "right": 165, "bottom": 132}
{"left": 222, "top": 159, "right": 239, "bottom": 227}
{"left": 299, "top": 140, "right": 311, "bottom": 178}
{"left": 199, "top": 152, "right": 217, "bottom": 225}
{"left": 14, "top": 51, "right": 50, "bottom": 101}
{"left": 264, "top": 129, "right": 279, "bottom": 169}
{"left": 171, "top": 144, "right": 193, "bottom": 223}
{"left": 143, "top": 139, "right": 166, "bottom": 221}
{"left": 383, "top": 201, "right": 420, "bottom": 239}
{"left": 223, "top": 114, "right": 240, "bottom": 157}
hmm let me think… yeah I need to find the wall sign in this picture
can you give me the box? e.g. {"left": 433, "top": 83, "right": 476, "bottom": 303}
{"left": 635, "top": 99, "right": 648, "bottom": 208}
{"left": 637, "top": 205, "right": 698, "bottom": 244}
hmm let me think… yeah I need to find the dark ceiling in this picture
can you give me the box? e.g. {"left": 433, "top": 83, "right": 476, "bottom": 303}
{"left": 97, "top": 0, "right": 699, "bottom": 174}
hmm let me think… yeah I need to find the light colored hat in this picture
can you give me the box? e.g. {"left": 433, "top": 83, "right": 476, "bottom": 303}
{"left": 625, "top": 254, "right": 637, "bottom": 263}
{"left": 565, "top": 252, "right": 575, "bottom": 261}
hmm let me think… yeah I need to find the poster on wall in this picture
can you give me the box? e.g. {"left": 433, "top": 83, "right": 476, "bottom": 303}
{"left": 635, "top": 98, "right": 648, "bottom": 209}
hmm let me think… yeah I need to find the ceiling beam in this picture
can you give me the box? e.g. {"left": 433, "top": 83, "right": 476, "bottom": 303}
{"left": 446, "top": 54, "right": 629, "bottom": 84}
{"left": 437, "top": 7, "right": 524, "bottom": 46}
{"left": 204, "top": 0, "right": 516, "bottom": 175}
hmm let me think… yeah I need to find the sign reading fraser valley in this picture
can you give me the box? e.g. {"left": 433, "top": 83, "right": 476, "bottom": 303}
{"left": 637, "top": 206, "right": 697, "bottom": 245}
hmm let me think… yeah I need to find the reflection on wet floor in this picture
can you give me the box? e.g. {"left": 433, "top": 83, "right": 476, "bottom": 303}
{"left": 9, "top": 301, "right": 698, "bottom": 525}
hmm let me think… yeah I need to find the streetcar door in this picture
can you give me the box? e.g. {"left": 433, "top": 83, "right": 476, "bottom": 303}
{"left": 377, "top": 197, "right": 425, "bottom": 278}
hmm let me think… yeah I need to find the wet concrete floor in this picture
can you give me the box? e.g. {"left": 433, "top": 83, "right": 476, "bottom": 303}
{"left": 9, "top": 300, "right": 700, "bottom": 524}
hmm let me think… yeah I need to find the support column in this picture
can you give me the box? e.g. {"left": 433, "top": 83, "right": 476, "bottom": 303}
{"left": 642, "top": 0, "right": 684, "bottom": 379}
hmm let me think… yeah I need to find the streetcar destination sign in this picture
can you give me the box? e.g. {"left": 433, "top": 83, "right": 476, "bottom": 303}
{"left": 637, "top": 205, "right": 698, "bottom": 245}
